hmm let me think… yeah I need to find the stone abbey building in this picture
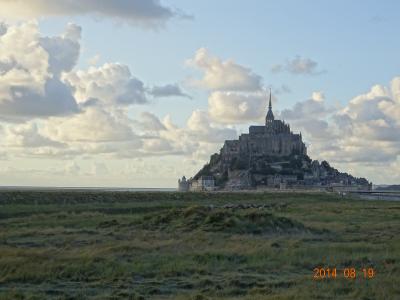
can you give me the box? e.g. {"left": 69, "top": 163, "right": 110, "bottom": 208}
{"left": 179, "top": 92, "right": 370, "bottom": 191}
{"left": 220, "top": 93, "right": 306, "bottom": 169}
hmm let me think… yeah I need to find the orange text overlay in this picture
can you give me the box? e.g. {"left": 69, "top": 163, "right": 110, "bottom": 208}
{"left": 313, "top": 267, "right": 375, "bottom": 280}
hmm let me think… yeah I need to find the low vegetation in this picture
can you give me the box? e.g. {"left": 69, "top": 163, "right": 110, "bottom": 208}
{"left": 0, "top": 191, "right": 398, "bottom": 299}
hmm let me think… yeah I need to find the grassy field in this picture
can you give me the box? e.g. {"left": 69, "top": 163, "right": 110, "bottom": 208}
{"left": 0, "top": 191, "right": 398, "bottom": 300}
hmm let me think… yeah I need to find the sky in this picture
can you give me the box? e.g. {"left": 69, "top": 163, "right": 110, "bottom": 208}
{"left": 0, "top": 0, "right": 399, "bottom": 187}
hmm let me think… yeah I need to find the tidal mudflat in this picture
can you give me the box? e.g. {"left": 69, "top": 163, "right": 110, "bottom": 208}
{"left": 0, "top": 191, "right": 398, "bottom": 299}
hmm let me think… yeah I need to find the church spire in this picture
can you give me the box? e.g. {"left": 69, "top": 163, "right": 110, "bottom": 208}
{"left": 266, "top": 88, "right": 274, "bottom": 123}
{"left": 269, "top": 88, "right": 272, "bottom": 110}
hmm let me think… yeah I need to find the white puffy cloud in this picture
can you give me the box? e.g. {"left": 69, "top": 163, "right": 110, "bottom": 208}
{"left": 0, "top": 22, "right": 79, "bottom": 120}
{"left": 0, "top": 0, "right": 182, "bottom": 28}
{"left": 271, "top": 56, "right": 323, "bottom": 75}
{"left": 280, "top": 93, "right": 335, "bottom": 142}
{"left": 208, "top": 91, "right": 268, "bottom": 124}
{"left": 391, "top": 77, "right": 400, "bottom": 102}
{"left": 0, "top": 21, "right": 247, "bottom": 186}
{"left": 0, "top": 22, "right": 239, "bottom": 162}
{"left": 45, "top": 106, "right": 137, "bottom": 143}
{"left": 311, "top": 91, "right": 325, "bottom": 102}
{"left": 129, "top": 111, "right": 237, "bottom": 158}
{"left": 281, "top": 93, "right": 332, "bottom": 121}
{"left": 3, "top": 22, "right": 399, "bottom": 186}
{"left": 282, "top": 80, "right": 400, "bottom": 174}
{"left": 63, "top": 63, "right": 148, "bottom": 107}
{"left": 186, "top": 110, "right": 237, "bottom": 143}
{"left": 0, "top": 21, "right": 169, "bottom": 162}
{"left": 4, "top": 123, "right": 65, "bottom": 148}
{"left": 187, "top": 48, "right": 263, "bottom": 92}
{"left": 341, "top": 85, "right": 390, "bottom": 122}
{"left": 0, "top": 22, "right": 49, "bottom": 97}
{"left": 336, "top": 81, "right": 400, "bottom": 143}
{"left": 186, "top": 48, "right": 270, "bottom": 126}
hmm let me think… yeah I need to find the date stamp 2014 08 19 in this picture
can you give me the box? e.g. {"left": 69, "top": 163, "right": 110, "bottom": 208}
{"left": 313, "top": 267, "right": 375, "bottom": 280}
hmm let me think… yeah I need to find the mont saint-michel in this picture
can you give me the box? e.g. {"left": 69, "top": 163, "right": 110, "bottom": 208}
{"left": 179, "top": 93, "right": 370, "bottom": 192}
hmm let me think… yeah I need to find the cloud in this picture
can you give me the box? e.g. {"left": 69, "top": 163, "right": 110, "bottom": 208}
{"left": 148, "top": 84, "right": 192, "bottom": 99}
{"left": 45, "top": 106, "right": 137, "bottom": 143}
{"left": 0, "top": 22, "right": 79, "bottom": 120}
{"left": 280, "top": 93, "right": 336, "bottom": 142}
{"left": 0, "top": 23, "right": 7, "bottom": 36}
{"left": 208, "top": 91, "right": 268, "bottom": 124}
{"left": 186, "top": 48, "right": 272, "bottom": 126}
{"left": 63, "top": 63, "right": 148, "bottom": 107}
{"left": 334, "top": 81, "right": 400, "bottom": 145}
{"left": 1, "top": 78, "right": 79, "bottom": 120}
{"left": 0, "top": 0, "right": 183, "bottom": 28}
{"left": 186, "top": 110, "right": 237, "bottom": 143}
{"left": 0, "top": 21, "right": 176, "bottom": 160}
{"left": 0, "top": 21, "right": 246, "bottom": 186}
{"left": 341, "top": 84, "right": 391, "bottom": 122}
{"left": 129, "top": 111, "right": 237, "bottom": 158}
{"left": 311, "top": 91, "right": 325, "bottom": 102}
{"left": 39, "top": 23, "right": 81, "bottom": 76}
{"left": 282, "top": 79, "right": 400, "bottom": 172}
{"left": 271, "top": 56, "right": 324, "bottom": 75}
{"left": 5, "top": 123, "right": 65, "bottom": 148}
{"left": 64, "top": 161, "right": 80, "bottom": 175}
{"left": 135, "top": 112, "right": 167, "bottom": 132}
{"left": 0, "top": 22, "right": 240, "bottom": 161}
{"left": 281, "top": 93, "right": 331, "bottom": 121}
{"left": 89, "top": 162, "right": 109, "bottom": 176}
{"left": 4, "top": 22, "right": 399, "bottom": 186}
{"left": 0, "top": 22, "right": 49, "bottom": 98}
{"left": 187, "top": 48, "right": 263, "bottom": 92}
{"left": 142, "top": 138, "right": 174, "bottom": 153}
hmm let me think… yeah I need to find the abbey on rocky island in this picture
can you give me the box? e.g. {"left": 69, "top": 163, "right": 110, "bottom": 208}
{"left": 179, "top": 92, "right": 371, "bottom": 192}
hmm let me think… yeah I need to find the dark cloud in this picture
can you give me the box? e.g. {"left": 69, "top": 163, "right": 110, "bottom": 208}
{"left": 0, "top": 78, "right": 79, "bottom": 120}
{"left": 0, "top": 0, "right": 187, "bottom": 28}
{"left": 149, "top": 84, "right": 192, "bottom": 99}
{"left": 39, "top": 23, "right": 81, "bottom": 76}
